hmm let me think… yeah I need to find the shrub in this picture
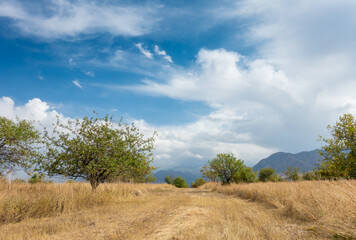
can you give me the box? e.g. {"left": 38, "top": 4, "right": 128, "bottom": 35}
{"left": 302, "top": 171, "right": 320, "bottom": 181}
{"left": 284, "top": 167, "right": 302, "bottom": 181}
{"left": 164, "top": 175, "right": 173, "bottom": 184}
{"left": 191, "top": 178, "right": 206, "bottom": 188}
{"left": 258, "top": 168, "right": 280, "bottom": 182}
{"left": 172, "top": 176, "right": 188, "bottom": 188}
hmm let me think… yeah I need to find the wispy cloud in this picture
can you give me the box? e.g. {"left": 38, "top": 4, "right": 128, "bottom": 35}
{"left": 38, "top": 71, "right": 43, "bottom": 80}
{"left": 154, "top": 45, "right": 173, "bottom": 63}
{"left": 83, "top": 71, "right": 94, "bottom": 77}
{"left": 135, "top": 43, "right": 153, "bottom": 59}
{"left": 0, "top": 0, "right": 158, "bottom": 39}
{"left": 68, "top": 58, "right": 75, "bottom": 67}
{"left": 72, "top": 79, "right": 82, "bottom": 89}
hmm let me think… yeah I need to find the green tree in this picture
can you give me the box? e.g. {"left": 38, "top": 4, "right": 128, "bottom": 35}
{"left": 318, "top": 113, "right": 356, "bottom": 179}
{"left": 258, "top": 167, "right": 280, "bottom": 182}
{"left": 207, "top": 153, "right": 246, "bottom": 184}
{"left": 41, "top": 114, "right": 156, "bottom": 190}
{"left": 284, "top": 167, "right": 301, "bottom": 181}
{"left": 172, "top": 176, "right": 188, "bottom": 188}
{"left": 191, "top": 178, "right": 206, "bottom": 188}
{"left": 0, "top": 117, "right": 40, "bottom": 174}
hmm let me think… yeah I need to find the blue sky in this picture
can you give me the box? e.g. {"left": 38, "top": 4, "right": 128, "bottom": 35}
{"left": 1, "top": 0, "right": 356, "bottom": 170}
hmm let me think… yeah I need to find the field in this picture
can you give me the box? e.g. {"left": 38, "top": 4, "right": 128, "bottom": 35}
{"left": 0, "top": 180, "right": 355, "bottom": 240}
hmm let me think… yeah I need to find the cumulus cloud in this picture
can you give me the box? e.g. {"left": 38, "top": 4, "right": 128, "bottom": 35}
{"left": 132, "top": 109, "right": 276, "bottom": 168}
{"left": 0, "top": 96, "right": 271, "bottom": 169}
{"left": 127, "top": 48, "right": 298, "bottom": 107}
{"left": 0, "top": 97, "right": 68, "bottom": 130}
{"left": 122, "top": 45, "right": 356, "bottom": 157}
{"left": 72, "top": 79, "right": 83, "bottom": 89}
{"left": 0, "top": 0, "right": 157, "bottom": 39}
{"left": 154, "top": 45, "right": 173, "bottom": 63}
{"left": 135, "top": 43, "right": 153, "bottom": 59}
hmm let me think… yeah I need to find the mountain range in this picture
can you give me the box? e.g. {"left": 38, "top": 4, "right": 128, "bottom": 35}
{"left": 252, "top": 149, "right": 322, "bottom": 173}
{"left": 154, "top": 149, "right": 323, "bottom": 182}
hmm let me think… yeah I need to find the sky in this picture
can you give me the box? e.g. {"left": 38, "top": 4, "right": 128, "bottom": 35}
{"left": 1, "top": 0, "right": 356, "bottom": 170}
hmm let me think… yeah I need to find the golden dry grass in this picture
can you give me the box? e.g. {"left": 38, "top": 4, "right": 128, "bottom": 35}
{"left": 201, "top": 180, "right": 356, "bottom": 239}
{"left": 0, "top": 180, "right": 355, "bottom": 239}
{"left": 0, "top": 181, "right": 173, "bottom": 224}
{"left": 0, "top": 186, "right": 320, "bottom": 240}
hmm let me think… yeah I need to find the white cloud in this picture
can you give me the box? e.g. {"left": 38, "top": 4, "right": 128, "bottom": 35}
{"left": 83, "top": 71, "right": 94, "bottom": 77}
{"left": 72, "top": 79, "right": 82, "bottom": 88}
{"left": 154, "top": 45, "right": 173, "bottom": 63}
{"left": 0, "top": 0, "right": 158, "bottom": 39}
{"left": 122, "top": 46, "right": 356, "bottom": 158}
{"left": 0, "top": 96, "right": 277, "bottom": 169}
{"left": 135, "top": 43, "right": 153, "bottom": 59}
{"left": 0, "top": 97, "right": 67, "bottom": 128}
{"left": 127, "top": 48, "right": 299, "bottom": 107}
{"left": 68, "top": 58, "right": 75, "bottom": 66}
{"left": 38, "top": 71, "right": 43, "bottom": 80}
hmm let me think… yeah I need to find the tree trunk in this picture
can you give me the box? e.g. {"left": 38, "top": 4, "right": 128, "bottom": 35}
{"left": 89, "top": 178, "right": 100, "bottom": 191}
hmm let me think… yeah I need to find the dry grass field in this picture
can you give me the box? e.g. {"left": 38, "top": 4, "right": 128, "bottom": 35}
{"left": 202, "top": 180, "right": 356, "bottom": 239}
{"left": 0, "top": 180, "right": 355, "bottom": 239}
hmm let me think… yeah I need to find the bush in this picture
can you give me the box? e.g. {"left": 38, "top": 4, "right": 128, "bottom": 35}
{"left": 302, "top": 171, "right": 320, "bottom": 181}
{"left": 172, "top": 176, "right": 188, "bottom": 188}
{"left": 191, "top": 178, "right": 206, "bottom": 188}
{"left": 234, "top": 167, "right": 258, "bottom": 183}
{"left": 284, "top": 167, "right": 302, "bottom": 181}
{"left": 258, "top": 168, "right": 280, "bottom": 182}
{"left": 164, "top": 175, "right": 173, "bottom": 184}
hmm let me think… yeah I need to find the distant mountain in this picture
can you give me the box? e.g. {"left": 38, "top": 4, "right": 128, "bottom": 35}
{"left": 153, "top": 169, "right": 202, "bottom": 185}
{"left": 253, "top": 149, "right": 323, "bottom": 173}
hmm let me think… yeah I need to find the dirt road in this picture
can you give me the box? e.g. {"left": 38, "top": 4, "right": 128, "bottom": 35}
{"left": 0, "top": 188, "right": 324, "bottom": 240}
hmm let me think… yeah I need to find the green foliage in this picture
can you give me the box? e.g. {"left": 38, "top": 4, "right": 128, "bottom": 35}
{"left": 284, "top": 167, "right": 301, "bottom": 181}
{"left": 318, "top": 113, "right": 356, "bottom": 179}
{"left": 234, "top": 167, "right": 258, "bottom": 183}
{"left": 172, "top": 176, "right": 188, "bottom": 188}
{"left": 164, "top": 175, "right": 173, "bottom": 184}
{"left": 0, "top": 117, "right": 40, "bottom": 174}
{"left": 258, "top": 167, "right": 280, "bottom": 182}
{"left": 191, "top": 178, "right": 206, "bottom": 188}
{"left": 41, "top": 114, "right": 156, "bottom": 190}
{"left": 204, "top": 153, "right": 255, "bottom": 185}
{"left": 201, "top": 164, "right": 218, "bottom": 182}
{"left": 302, "top": 171, "right": 320, "bottom": 181}
{"left": 144, "top": 172, "right": 156, "bottom": 183}
{"left": 28, "top": 173, "right": 45, "bottom": 184}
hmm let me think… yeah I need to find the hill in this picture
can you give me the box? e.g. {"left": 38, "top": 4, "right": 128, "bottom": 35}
{"left": 153, "top": 169, "right": 201, "bottom": 185}
{"left": 253, "top": 149, "right": 322, "bottom": 173}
